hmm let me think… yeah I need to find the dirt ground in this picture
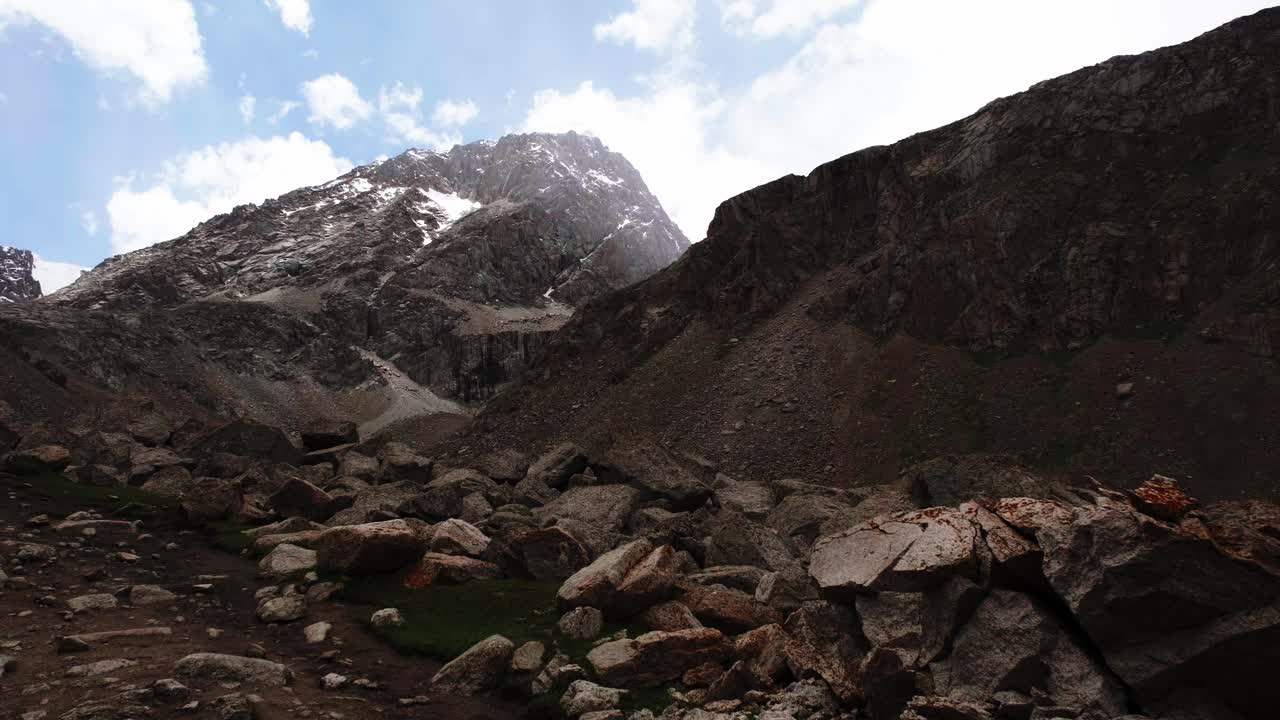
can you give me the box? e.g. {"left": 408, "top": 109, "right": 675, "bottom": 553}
{"left": 0, "top": 473, "right": 523, "bottom": 720}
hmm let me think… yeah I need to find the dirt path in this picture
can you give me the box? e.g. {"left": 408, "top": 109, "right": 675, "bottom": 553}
{"left": 0, "top": 473, "right": 523, "bottom": 720}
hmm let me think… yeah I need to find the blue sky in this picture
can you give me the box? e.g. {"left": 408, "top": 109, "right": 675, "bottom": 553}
{"left": 0, "top": 0, "right": 1272, "bottom": 291}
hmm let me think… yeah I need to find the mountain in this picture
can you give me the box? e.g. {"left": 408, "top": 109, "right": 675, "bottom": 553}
{"left": 0, "top": 132, "right": 688, "bottom": 434}
{"left": 0, "top": 246, "right": 41, "bottom": 303}
{"left": 469, "top": 8, "right": 1280, "bottom": 502}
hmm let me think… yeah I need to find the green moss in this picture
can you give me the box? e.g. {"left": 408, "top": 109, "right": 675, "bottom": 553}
{"left": 340, "top": 574, "right": 648, "bottom": 662}
{"left": 4, "top": 471, "right": 180, "bottom": 519}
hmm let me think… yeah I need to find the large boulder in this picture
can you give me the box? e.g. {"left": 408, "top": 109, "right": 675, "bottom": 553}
{"left": 269, "top": 478, "right": 336, "bottom": 522}
{"left": 561, "top": 680, "right": 625, "bottom": 718}
{"left": 941, "top": 589, "right": 1127, "bottom": 717}
{"left": 533, "top": 484, "right": 643, "bottom": 534}
{"left": 338, "top": 451, "right": 380, "bottom": 480}
{"left": 526, "top": 442, "right": 589, "bottom": 490}
{"left": 679, "top": 582, "right": 784, "bottom": 633}
{"left": 174, "top": 653, "right": 293, "bottom": 687}
{"left": 476, "top": 448, "right": 529, "bottom": 483}
{"left": 300, "top": 421, "right": 358, "bottom": 452}
{"left": 430, "top": 518, "right": 491, "bottom": 557}
{"left": 1014, "top": 493, "right": 1280, "bottom": 717}
{"left": 127, "top": 413, "right": 174, "bottom": 446}
{"left": 783, "top": 600, "right": 868, "bottom": 703}
{"left": 557, "top": 539, "right": 654, "bottom": 611}
{"left": 766, "top": 493, "right": 862, "bottom": 544}
{"left": 597, "top": 442, "right": 711, "bottom": 510}
{"left": 326, "top": 480, "right": 419, "bottom": 525}
{"left": 586, "top": 628, "right": 730, "bottom": 688}
{"left": 2, "top": 445, "right": 71, "bottom": 474}
{"left": 412, "top": 469, "right": 503, "bottom": 520}
{"left": 854, "top": 576, "right": 983, "bottom": 670}
{"left": 313, "top": 519, "right": 426, "bottom": 575}
{"left": 140, "top": 466, "right": 198, "bottom": 498}
{"left": 704, "top": 513, "right": 798, "bottom": 572}
{"left": 189, "top": 419, "right": 302, "bottom": 464}
{"left": 377, "top": 442, "right": 433, "bottom": 484}
{"left": 258, "top": 543, "right": 318, "bottom": 579}
{"left": 430, "top": 634, "right": 514, "bottom": 695}
{"left": 713, "top": 475, "right": 775, "bottom": 519}
{"left": 404, "top": 552, "right": 501, "bottom": 588}
{"left": 503, "top": 525, "right": 593, "bottom": 580}
{"left": 809, "top": 507, "right": 987, "bottom": 596}
{"left": 181, "top": 478, "right": 245, "bottom": 521}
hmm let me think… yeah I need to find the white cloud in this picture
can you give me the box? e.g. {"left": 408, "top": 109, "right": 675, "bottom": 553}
{"left": 268, "top": 99, "right": 299, "bottom": 124}
{"left": 594, "top": 0, "right": 697, "bottom": 53}
{"left": 239, "top": 94, "right": 256, "bottom": 124}
{"left": 264, "top": 0, "right": 311, "bottom": 35}
{"left": 0, "top": 0, "right": 207, "bottom": 104}
{"left": 302, "top": 73, "right": 372, "bottom": 129}
{"left": 717, "top": 0, "right": 861, "bottom": 37}
{"left": 378, "top": 82, "right": 461, "bottom": 151}
{"left": 80, "top": 210, "right": 98, "bottom": 236}
{"left": 106, "top": 132, "right": 352, "bottom": 253}
{"left": 32, "top": 254, "right": 88, "bottom": 294}
{"left": 431, "top": 98, "right": 479, "bottom": 127}
{"left": 527, "top": 0, "right": 1274, "bottom": 243}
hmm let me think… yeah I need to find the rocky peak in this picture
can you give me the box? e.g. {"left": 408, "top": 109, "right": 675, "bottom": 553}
{"left": 51, "top": 131, "right": 688, "bottom": 312}
{"left": 0, "top": 245, "right": 41, "bottom": 303}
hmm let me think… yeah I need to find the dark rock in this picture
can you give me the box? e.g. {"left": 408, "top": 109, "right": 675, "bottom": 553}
{"left": 783, "top": 600, "right": 868, "bottom": 703}
{"left": 586, "top": 628, "right": 730, "bottom": 688}
{"left": 533, "top": 484, "right": 643, "bottom": 534}
{"left": 314, "top": 519, "right": 427, "bottom": 574}
{"left": 190, "top": 420, "right": 301, "bottom": 465}
{"left": 527, "top": 442, "right": 589, "bottom": 489}
{"left": 685, "top": 565, "right": 767, "bottom": 595}
{"left": 704, "top": 512, "right": 798, "bottom": 572}
{"left": 270, "top": 478, "right": 337, "bottom": 522}
{"left": 476, "top": 448, "right": 529, "bottom": 483}
{"left": 678, "top": 581, "right": 784, "bottom": 633}
{"left": 598, "top": 442, "right": 711, "bottom": 510}
{"left": 181, "top": 478, "right": 245, "bottom": 520}
{"left": 502, "top": 525, "right": 592, "bottom": 580}
{"left": 2, "top": 444, "right": 71, "bottom": 474}
{"left": 127, "top": 413, "right": 174, "bottom": 446}
{"left": 431, "top": 635, "right": 514, "bottom": 695}
{"left": 300, "top": 421, "right": 359, "bottom": 452}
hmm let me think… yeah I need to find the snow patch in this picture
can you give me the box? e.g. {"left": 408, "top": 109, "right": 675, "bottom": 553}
{"left": 423, "top": 189, "right": 482, "bottom": 230}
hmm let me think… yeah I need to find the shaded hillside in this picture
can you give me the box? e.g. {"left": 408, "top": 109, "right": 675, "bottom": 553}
{"left": 469, "top": 8, "right": 1280, "bottom": 501}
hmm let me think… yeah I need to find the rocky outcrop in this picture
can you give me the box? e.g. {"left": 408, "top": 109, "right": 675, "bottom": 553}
{"left": 0, "top": 245, "right": 41, "bottom": 303}
{"left": 472, "top": 7, "right": 1280, "bottom": 502}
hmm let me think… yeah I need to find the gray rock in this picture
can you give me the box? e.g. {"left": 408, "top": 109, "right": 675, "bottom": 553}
{"left": 67, "top": 593, "right": 118, "bottom": 612}
{"left": 67, "top": 658, "right": 138, "bottom": 677}
{"left": 511, "top": 640, "right": 546, "bottom": 672}
{"left": 304, "top": 621, "right": 332, "bottom": 644}
{"left": 704, "top": 514, "right": 797, "bottom": 572}
{"left": 755, "top": 567, "right": 820, "bottom": 612}
{"left": 370, "top": 607, "right": 405, "bottom": 628}
{"left": 713, "top": 475, "right": 775, "bottom": 519}
{"left": 557, "top": 539, "right": 654, "bottom": 610}
{"left": 313, "top": 519, "right": 426, "bottom": 574}
{"left": 586, "top": 628, "right": 729, "bottom": 688}
{"left": 174, "top": 653, "right": 293, "bottom": 687}
{"left": 534, "top": 484, "right": 643, "bottom": 534}
{"left": 527, "top": 442, "right": 589, "bottom": 490}
{"left": 430, "top": 634, "right": 514, "bottom": 695}
{"left": 257, "top": 543, "right": 318, "bottom": 578}
{"left": 430, "top": 518, "right": 491, "bottom": 557}
{"left": 128, "top": 584, "right": 177, "bottom": 606}
{"left": 782, "top": 600, "right": 867, "bottom": 702}
{"left": 338, "top": 451, "right": 379, "bottom": 480}
{"left": 256, "top": 594, "right": 306, "bottom": 623}
{"left": 809, "top": 507, "right": 986, "bottom": 595}
{"left": 558, "top": 606, "right": 605, "bottom": 640}
{"left": 561, "top": 679, "right": 626, "bottom": 718}
{"left": 686, "top": 565, "right": 768, "bottom": 594}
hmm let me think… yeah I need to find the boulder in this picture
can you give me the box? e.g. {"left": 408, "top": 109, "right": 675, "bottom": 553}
{"left": 557, "top": 539, "right": 653, "bottom": 611}
{"left": 300, "top": 421, "right": 359, "bottom": 452}
{"left": 512, "top": 473, "right": 560, "bottom": 506}
{"left": 611, "top": 544, "right": 681, "bottom": 614}
{"left": 561, "top": 680, "right": 625, "bottom": 718}
{"left": 477, "top": 448, "right": 529, "bottom": 483}
{"left": 755, "top": 567, "right": 820, "bottom": 611}
{"left": 430, "top": 634, "right": 514, "bottom": 695}
{"left": 404, "top": 552, "right": 501, "bottom": 588}
{"left": 326, "top": 480, "right": 419, "bottom": 525}
{"left": 505, "top": 525, "right": 593, "bottom": 580}
{"left": 256, "top": 594, "right": 307, "bottom": 623}
{"left": 370, "top": 608, "right": 404, "bottom": 628}
{"left": 413, "top": 469, "right": 503, "bottom": 520}
{"left": 127, "top": 413, "right": 174, "bottom": 446}
{"left": 685, "top": 565, "right": 768, "bottom": 594}
{"left": 533, "top": 484, "right": 643, "bottom": 534}
{"left": 942, "top": 589, "right": 1126, "bottom": 717}
{"left": 128, "top": 585, "right": 177, "bottom": 606}
{"left": 527, "top": 442, "right": 589, "bottom": 489}
{"left": 377, "top": 442, "right": 433, "bottom": 483}
{"left": 270, "top": 478, "right": 336, "bottom": 522}
{"left": 558, "top": 606, "right": 605, "bottom": 640}
{"left": 460, "top": 492, "right": 494, "bottom": 524}
{"left": 783, "top": 600, "right": 868, "bottom": 702}
{"left": 512, "top": 640, "right": 546, "bottom": 673}
{"left": 734, "top": 623, "right": 790, "bottom": 688}
{"left": 430, "top": 518, "right": 491, "bottom": 557}
{"left": 199, "top": 452, "right": 256, "bottom": 479}
{"left": 338, "top": 451, "right": 380, "bottom": 480}
{"left": 258, "top": 543, "right": 318, "bottom": 579}
{"left": 679, "top": 582, "right": 784, "bottom": 633}
{"left": 767, "top": 493, "right": 861, "bottom": 543}
{"left": 140, "top": 465, "right": 197, "bottom": 498}
{"left": 314, "top": 519, "right": 426, "bottom": 575}
{"left": 2, "top": 444, "right": 71, "bottom": 474}
{"left": 809, "top": 507, "right": 986, "bottom": 596}
{"left": 1028, "top": 494, "right": 1280, "bottom": 717}
{"left": 641, "top": 601, "right": 703, "bottom": 632}
{"left": 587, "top": 628, "right": 730, "bottom": 688}
{"left": 1126, "top": 474, "right": 1198, "bottom": 521}
{"left": 713, "top": 475, "right": 775, "bottom": 519}
{"left": 174, "top": 653, "right": 293, "bottom": 687}
{"left": 190, "top": 420, "right": 302, "bottom": 465}
{"left": 704, "top": 513, "right": 798, "bottom": 572}
{"left": 598, "top": 442, "right": 711, "bottom": 510}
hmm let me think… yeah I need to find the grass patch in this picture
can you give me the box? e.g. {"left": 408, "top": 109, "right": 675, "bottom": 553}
{"left": 4, "top": 471, "right": 181, "bottom": 519}
{"left": 339, "top": 575, "right": 648, "bottom": 662}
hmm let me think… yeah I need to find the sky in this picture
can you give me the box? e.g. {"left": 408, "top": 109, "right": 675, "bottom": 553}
{"left": 1, "top": 0, "right": 1273, "bottom": 293}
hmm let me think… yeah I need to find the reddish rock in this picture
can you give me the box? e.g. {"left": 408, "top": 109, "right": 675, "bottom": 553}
{"left": 1127, "top": 474, "right": 1198, "bottom": 521}
{"left": 404, "top": 552, "right": 501, "bottom": 589}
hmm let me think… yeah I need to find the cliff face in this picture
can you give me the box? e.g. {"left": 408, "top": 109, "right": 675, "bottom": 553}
{"left": 0, "top": 133, "right": 688, "bottom": 433}
{"left": 472, "top": 8, "right": 1280, "bottom": 501}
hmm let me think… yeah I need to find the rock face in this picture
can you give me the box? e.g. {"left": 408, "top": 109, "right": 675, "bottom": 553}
{"left": 472, "top": 8, "right": 1280, "bottom": 502}
{"left": 0, "top": 132, "right": 687, "bottom": 436}
{"left": 0, "top": 245, "right": 41, "bottom": 303}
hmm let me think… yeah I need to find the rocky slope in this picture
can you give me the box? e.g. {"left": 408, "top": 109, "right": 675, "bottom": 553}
{"left": 0, "top": 245, "right": 41, "bottom": 303}
{"left": 4, "top": 421, "right": 1276, "bottom": 720}
{"left": 0, "top": 132, "right": 688, "bottom": 435}
{"left": 471, "top": 8, "right": 1280, "bottom": 501}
